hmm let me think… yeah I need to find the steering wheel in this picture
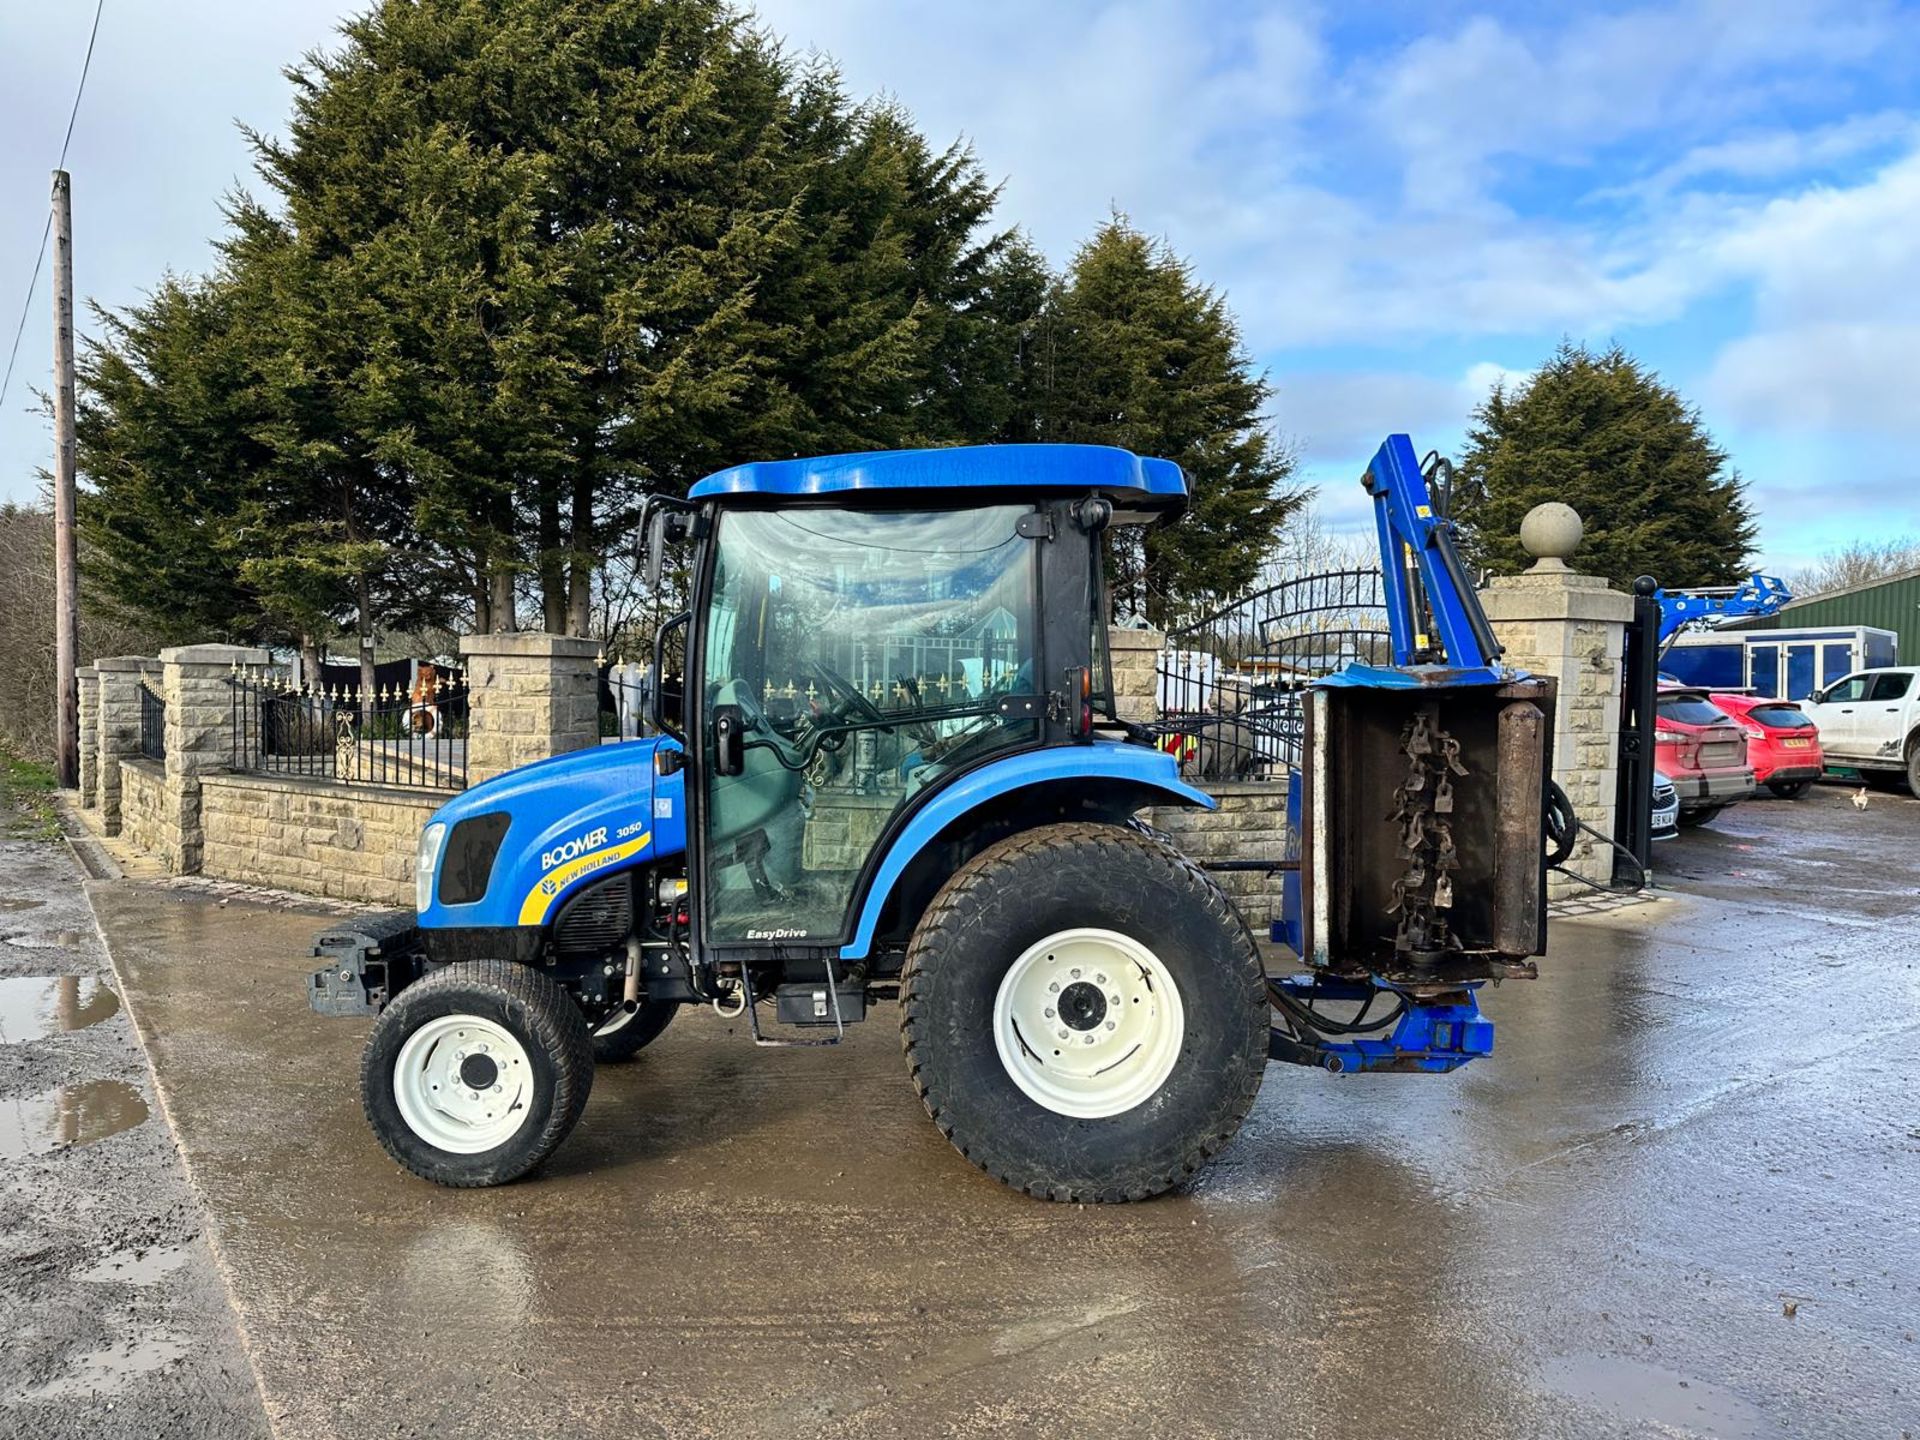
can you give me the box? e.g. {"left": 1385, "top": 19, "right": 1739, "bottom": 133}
{"left": 806, "top": 660, "right": 887, "bottom": 726}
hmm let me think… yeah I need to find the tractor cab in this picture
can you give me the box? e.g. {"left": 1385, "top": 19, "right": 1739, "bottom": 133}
{"left": 644, "top": 445, "right": 1186, "bottom": 986}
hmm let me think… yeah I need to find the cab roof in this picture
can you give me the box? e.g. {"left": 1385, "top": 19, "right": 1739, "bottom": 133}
{"left": 688, "top": 443, "right": 1187, "bottom": 520}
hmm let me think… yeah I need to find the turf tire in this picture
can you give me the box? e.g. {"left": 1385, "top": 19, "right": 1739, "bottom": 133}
{"left": 900, "top": 822, "right": 1268, "bottom": 1203}
{"left": 361, "top": 960, "right": 593, "bottom": 1187}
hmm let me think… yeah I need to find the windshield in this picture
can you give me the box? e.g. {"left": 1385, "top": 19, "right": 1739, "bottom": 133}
{"left": 701, "top": 505, "right": 1038, "bottom": 945}
{"left": 1657, "top": 696, "right": 1731, "bottom": 727}
{"left": 1746, "top": 704, "right": 1812, "bottom": 730}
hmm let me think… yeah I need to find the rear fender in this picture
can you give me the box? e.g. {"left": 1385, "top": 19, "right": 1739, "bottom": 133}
{"left": 841, "top": 743, "right": 1214, "bottom": 960}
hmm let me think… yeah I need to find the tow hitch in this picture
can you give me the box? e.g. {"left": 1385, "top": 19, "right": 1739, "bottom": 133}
{"left": 308, "top": 911, "right": 420, "bottom": 1017}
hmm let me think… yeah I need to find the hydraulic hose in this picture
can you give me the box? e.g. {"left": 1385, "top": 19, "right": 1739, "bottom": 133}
{"left": 1543, "top": 778, "right": 1649, "bottom": 895}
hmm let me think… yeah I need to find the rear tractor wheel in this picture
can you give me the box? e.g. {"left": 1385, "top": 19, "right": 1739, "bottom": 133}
{"left": 900, "top": 823, "right": 1268, "bottom": 1202}
{"left": 591, "top": 998, "right": 678, "bottom": 1063}
{"left": 361, "top": 960, "right": 594, "bottom": 1187}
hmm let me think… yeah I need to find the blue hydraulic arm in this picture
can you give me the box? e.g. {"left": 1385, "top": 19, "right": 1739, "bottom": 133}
{"left": 1654, "top": 574, "right": 1792, "bottom": 646}
{"left": 1362, "top": 434, "right": 1505, "bottom": 676}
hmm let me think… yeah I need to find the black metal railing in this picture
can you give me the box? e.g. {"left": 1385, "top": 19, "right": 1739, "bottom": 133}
{"left": 229, "top": 666, "right": 468, "bottom": 790}
{"left": 138, "top": 681, "right": 166, "bottom": 761}
{"left": 1154, "top": 567, "right": 1389, "bottom": 780}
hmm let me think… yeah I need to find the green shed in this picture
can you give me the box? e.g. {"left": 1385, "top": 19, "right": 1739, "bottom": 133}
{"left": 1730, "top": 564, "right": 1920, "bottom": 661}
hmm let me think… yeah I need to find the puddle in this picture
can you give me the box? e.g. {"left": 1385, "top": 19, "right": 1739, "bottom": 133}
{"left": 0, "top": 974, "right": 120, "bottom": 1042}
{"left": 1542, "top": 1353, "right": 1771, "bottom": 1438}
{"left": 0, "top": 897, "right": 46, "bottom": 911}
{"left": 0, "top": 1079, "right": 149, "bottom": 1159}
{"left": 3, "top": 928, "right": 83, "bottom": 950}
{"left": 76, "top": 1238, "right": 196, "bottom": 1286}
{"left": 22, "top": 1335, "right": 191, "bottom": 1400}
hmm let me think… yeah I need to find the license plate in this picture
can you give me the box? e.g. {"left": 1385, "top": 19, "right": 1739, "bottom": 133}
{"left": 1782, "top": 737, "right": 1810, "bottom": 748}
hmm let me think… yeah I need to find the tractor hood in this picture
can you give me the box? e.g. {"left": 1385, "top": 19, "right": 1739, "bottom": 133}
{"left": 416, "top": 737, "right": 685, "bottom": 931}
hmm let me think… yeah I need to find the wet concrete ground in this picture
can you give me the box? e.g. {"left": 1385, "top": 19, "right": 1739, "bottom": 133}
{"left": 61, "top": 783, "right": 1920, "bottom": 1436}
{"left": 0, "top": 829, "right": 267, "bottom": 1439}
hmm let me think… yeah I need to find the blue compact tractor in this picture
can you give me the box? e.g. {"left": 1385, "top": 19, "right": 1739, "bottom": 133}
{"left": 312, "top": 439, "right": 1557, "bottom": 1200}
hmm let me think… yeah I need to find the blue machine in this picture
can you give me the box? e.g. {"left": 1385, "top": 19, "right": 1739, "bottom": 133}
{"left": 1266, "top": 436, "right": 1553, "bottom": 1076}
{"left": 1654, "top": 573, "right": 1792, "bottom": 647}
{"left": 312, "top": 439, "right": 1556, "bottom": 1199}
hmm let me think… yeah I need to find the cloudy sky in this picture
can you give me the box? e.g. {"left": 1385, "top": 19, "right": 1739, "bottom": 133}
{"left": 4, "top": 0, "right": 1917, "bottom": 571}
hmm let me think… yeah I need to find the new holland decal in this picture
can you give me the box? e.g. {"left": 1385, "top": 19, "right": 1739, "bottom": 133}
{"left": 518, "top": 830, "right": 652, "bottom": 926}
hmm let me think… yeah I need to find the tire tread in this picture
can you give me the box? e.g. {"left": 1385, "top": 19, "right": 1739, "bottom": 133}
{"left": 899, "top": 822, "right": 1266, "bottom": 1203}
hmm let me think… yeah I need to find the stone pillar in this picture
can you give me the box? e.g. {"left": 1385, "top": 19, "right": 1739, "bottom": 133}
{"left": 94, "top": 656, "right": 159, "bottom": 836}
{"left": 1478, "top": 506, "right": 1632, "bottom": 896}
{"left": 459, "top": 632, "right": 601, "bottom": 785}
{"left": 76, "top": 666, "right": 98, "bottom": 807}
{"left": 1108, "top": 626, "right": 1164, "bottom": 725}
{"left": 159, "top": 643, "right": 269, "bottom": 874}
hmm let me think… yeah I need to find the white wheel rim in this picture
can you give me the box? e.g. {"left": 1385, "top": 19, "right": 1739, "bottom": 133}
{"left": 393, "top": 1015, "right": 535, "bottom": 1154}
{"left": 992, "top": 927, "right": 1185, "bottom": 1119}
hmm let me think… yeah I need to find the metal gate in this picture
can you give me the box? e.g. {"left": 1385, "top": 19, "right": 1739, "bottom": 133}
{"left": 1155, "top": 568, "right": 1390, "bottom": 780}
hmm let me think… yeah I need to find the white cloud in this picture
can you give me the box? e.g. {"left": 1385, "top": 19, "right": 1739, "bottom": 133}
{"left": 1704, "top": 149, "right": 1920, "bottom": 435}
{"left": 1276, "top": 361, "right": 1530, "bottom": 465}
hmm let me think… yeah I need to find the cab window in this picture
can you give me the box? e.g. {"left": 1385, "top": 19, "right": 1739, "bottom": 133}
{"left": 1868, "top": 672, "right": 1913, "bottom": 702}
{"left": 1823, "top": 676, "right": 1871, "bottom": 704}
{"left": 699, "top": 505, "right": 1038, "bottom": 945}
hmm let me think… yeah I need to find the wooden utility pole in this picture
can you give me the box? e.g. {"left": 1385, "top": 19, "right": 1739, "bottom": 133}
{"left": 52, "top": 170, "right": 80, "bottom": 789}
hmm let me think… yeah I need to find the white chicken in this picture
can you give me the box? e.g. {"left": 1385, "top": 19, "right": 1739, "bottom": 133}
{"left": 1852, "top": 786, "right": 1870, "bottom": 810}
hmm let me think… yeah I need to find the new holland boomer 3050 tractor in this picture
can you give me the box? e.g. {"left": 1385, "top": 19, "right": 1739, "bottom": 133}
{"left": 310, "top": 438, "right": 1557, "bottom": 1201}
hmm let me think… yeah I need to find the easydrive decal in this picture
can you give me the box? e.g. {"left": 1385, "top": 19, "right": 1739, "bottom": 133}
{"left": 518, "top": 831, "right": 651, "bottom": 926}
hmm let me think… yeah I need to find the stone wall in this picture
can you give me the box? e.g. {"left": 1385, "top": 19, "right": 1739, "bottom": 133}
{"left": 1479, "top": 571, "right": 1631, "bottom": 895}
{"left": 1108, "top": 626, "right": 1161, "bottom": 724}
{"left": 200, "top": 773, "right": 443, "bottom": 906}
{"left": 1144, "top": 780, "right": 1290, "bottom": 933}
{"left": 119, "top": 758, "right": 167, "bottom": 860}
{"left": 460, "top": 631, "right": 601, "bottom": 784}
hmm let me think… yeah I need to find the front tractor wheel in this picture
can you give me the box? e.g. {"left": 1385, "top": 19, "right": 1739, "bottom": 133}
{"left": 361, "top": 960, "right": 594, "bottom": 1187}
{"left": 900, "top": 823, "right": 1268, "bottom": 1202}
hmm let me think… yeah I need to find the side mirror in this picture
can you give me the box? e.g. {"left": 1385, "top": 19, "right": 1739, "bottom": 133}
{"left": 1809, "top": 688, "right": 1825, "bottom": 705}
{"left": 643, "top": 507, "right": 670, "bottom": 592}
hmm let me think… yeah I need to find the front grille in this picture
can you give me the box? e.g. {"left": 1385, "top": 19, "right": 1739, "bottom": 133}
{"left": 552, "top": 873, "right": 633, "bottom": 954}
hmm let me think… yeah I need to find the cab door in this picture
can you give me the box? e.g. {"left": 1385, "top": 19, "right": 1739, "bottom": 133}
{"left": 692, "top": 503, "right": 1042, "bottom": 951}
{"left": 1806, "top": 673, "right": 1871, "bottom": 758}
{"left": 1861, "top": 671, "right": 1916, "bottom": 760}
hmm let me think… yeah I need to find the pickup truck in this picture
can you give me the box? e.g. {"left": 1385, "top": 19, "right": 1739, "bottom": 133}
{"left": 1801, "top": 666, "right": 1920, "bottom": 793}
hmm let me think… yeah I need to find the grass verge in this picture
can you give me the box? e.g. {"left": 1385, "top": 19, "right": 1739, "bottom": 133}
{"left": 0, "top": 745, "right": 61, "bottom": 841}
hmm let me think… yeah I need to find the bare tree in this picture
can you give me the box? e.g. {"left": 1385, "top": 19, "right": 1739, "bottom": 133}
{"left": 0, "top": 502, "right": 170, "bottom": 762}
{"left": 1256, "top": 497, "right": 1380, "bottom": 587}
{"left": 1794, "top": 537, "right": 1920, "bottom": 597}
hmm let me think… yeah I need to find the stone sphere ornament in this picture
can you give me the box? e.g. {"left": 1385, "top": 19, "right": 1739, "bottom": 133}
{"left": 1519, "top": 502, "right": 1583, "bottom": 571}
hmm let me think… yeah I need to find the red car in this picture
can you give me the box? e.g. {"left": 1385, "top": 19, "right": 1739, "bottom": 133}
{"left": 1655, "top": 684, "right": 1754, "bottom": 827}
{"left": 1708, "top": 692, "right": 1824, "bottom": 798}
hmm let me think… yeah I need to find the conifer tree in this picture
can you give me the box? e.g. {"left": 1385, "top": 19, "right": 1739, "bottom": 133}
{"left": 1453, "top": 341, "right": 1758, "bottom": 588}
{"left": 1038, "top": 219, "right": 1298, "bottom": 625}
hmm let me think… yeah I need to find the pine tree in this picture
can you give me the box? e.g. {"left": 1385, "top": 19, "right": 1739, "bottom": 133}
{"left": 75, "top": 277, "right": 272, "bottom": 644}
{"left": 1038, "top": 218, "right": 1298, "bottom": 625}
{"left": 1454, "top": 341, "right": 1758, "bottom": 589}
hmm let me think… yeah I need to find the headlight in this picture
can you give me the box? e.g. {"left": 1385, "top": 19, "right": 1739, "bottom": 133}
{"left": 416, "top": 822, "right": 447, "bottom": 913}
